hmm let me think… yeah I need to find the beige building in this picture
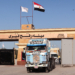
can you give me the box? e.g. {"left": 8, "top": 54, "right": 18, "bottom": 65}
{"left": 0, "top": 24, "right": 75, "bottom": 65}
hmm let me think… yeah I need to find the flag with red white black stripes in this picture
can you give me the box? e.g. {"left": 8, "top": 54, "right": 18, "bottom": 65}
{"left": 33, "top": 2, "right": 45, "bottom": 12}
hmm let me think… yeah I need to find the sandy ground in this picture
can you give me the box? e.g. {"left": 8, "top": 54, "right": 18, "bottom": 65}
{"left": 0, "top": 65, "right": 75, "bottom": 75}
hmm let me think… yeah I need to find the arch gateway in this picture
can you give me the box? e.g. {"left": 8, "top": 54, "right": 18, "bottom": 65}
{"left": 0, "top": 24, "right": 75, "bottom": 65}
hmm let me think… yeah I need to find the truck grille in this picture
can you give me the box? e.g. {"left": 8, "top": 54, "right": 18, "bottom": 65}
{"left": 33, "top": 54, "right": 40, "bottom": 63}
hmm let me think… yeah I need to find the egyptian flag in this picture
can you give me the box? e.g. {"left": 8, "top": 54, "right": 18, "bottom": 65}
{"left": 33, "top": 2, "right": 45, "bottom": 12}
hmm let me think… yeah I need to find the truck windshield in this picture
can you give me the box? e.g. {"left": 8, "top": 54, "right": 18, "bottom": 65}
{"left": 27, "top": 46, "right": 46, "bottom": 50}
{"left": 51, "top": 54, "right": 58, "bottom": 57}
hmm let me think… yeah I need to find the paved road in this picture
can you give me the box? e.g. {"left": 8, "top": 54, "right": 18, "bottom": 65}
{"left": 0, "top": 65, "right": 75, "bottom": 75}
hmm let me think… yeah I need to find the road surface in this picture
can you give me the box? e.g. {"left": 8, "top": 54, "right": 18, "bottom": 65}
{"left": 0, "top": 65, "right": 75, "bottom": 75}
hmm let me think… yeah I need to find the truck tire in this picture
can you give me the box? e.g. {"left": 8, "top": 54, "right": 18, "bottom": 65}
{"left": 27, "top": 68, "right": 30, "bottom": 73}
{"left": 53, "top": 59, "right": 55, "bottom": 69}
{"left": 50, "top": 63, "right": 52, "bottom": 71}
{"left": 54, "top": 59, "right": 55, "bottom": 68}
{"left": 45, "top": 68, "right": 49, "bottom": 73}
{"left": 50, "top": 59, "right": 52, "bottom": 71}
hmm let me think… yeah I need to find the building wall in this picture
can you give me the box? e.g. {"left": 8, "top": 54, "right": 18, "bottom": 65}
{"left": 73, "top": 40, "right": 75, "bottom": 65}
{"left": 61, "top": 39, "right": 73, "bottom": 66}
{"left": 0, "top": 24, "right": 75, "bottom": 65}
{"left": 17, "top": 39, "right": 30, "bottom": 65}
{"left": 21, "top": 24, "right": 33, "bottom": 30}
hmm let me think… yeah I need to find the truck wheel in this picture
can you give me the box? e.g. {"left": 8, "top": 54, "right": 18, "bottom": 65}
{"left": 27, "top": 68, "right": 30, "bottom": 73}
{"left": 50, "top": 60, "right": 52, "bottom": 71}
{"left": 48, "top": 62, "right": 50, "bottom": 71}
{"left": 50, "top": 64, "right": 52, "bottom": 71}
{"left": 53, "top": 60, "right": 55, "bottom": 69}
{"left": 45, "top": 68, "right": 49, "bottom": 73}
{"left": 52, "top": 59, "right": 55, "bottom": 69}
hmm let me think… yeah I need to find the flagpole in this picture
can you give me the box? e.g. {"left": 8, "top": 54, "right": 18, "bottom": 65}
{"left": 20, "top": 6, "right": 21, "bottom": 29}
{"left": 32, "top": 1, "right": 33, "bottom": 25}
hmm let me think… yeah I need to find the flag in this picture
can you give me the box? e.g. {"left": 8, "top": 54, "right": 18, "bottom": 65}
{"left": 2, "top": 43, "right": 4, "bottom": 48}
{"left": 33, "top": 2, "right": 45, "bottom": 12}
{"left": 21, "top": 6, "right": 28, "bottom": 12}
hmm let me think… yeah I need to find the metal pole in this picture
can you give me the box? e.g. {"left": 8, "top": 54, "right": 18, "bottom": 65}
{"left": 14, "top": 41, "right": 15, "bottom": 48}
{"left": 20, "top": 6, "right": 21, "bottom": 29}
{"left": 26, "top": 17, "right": 29, "bottom": 24}
{"left": 32, "top": 1, "right": 33, "bottom": 25}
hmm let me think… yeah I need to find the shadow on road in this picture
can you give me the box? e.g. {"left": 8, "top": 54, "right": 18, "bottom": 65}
{"left": 29, "top": 67, "right": 56, "bottom": 73}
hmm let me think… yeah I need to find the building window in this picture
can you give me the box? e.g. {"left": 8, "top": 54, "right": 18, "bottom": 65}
{"left": 27, "top": 26, "right": 29, "bottom": 28}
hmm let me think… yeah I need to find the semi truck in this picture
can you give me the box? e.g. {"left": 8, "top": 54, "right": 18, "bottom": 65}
{"left": 50, "top": 48, "right": 61, "bottom": 64}
{"left": 25, "top": 39, "right": 55, "bottom": 73}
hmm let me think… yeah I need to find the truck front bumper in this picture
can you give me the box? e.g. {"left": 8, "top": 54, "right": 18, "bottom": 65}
{"left": 25, "top": 64, "right": 48, "bottom": 67}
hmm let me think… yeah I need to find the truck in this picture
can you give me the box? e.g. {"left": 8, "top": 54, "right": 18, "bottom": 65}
{"left": 50, "top": 48, "right": 61, "bottom": 64}
{"left": 25, "top": 39, "right": 55, "bottom": 73}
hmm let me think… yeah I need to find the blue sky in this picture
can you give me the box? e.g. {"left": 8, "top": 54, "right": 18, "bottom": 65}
{"left": 0, "top": 0, "right": 75, "bottom": 49}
